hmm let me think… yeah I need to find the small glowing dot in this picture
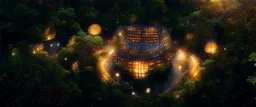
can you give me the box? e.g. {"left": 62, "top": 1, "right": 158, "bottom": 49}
{"left": 12, "top": 52, "right": 15, "bottom": 56}
{"left": 64, "top": 58, "right": 68, "bottom": 61}
{"left": 32, "top": 51, "right": 36, "bottom": 54}
{"left": 132, "top": 92, "right": 135, "bottom": 95}
{"left": 146, "top": 88, "right": 150, "bottom": 93}
{"left": 57, "top": 43, "right": 60, "bottom": 46}
{"left": 115, "top": 72, "right": 120, "bottom": 77}
{"left": 175, "top": 94, "right": 180, "bottom": 99}
{"left": 50, "top": 44, "right": 53, "bottom": 47}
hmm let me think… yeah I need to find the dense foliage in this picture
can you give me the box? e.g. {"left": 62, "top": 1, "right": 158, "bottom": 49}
{"left": 0, "top": 0, "right": 256, "bottom": 107}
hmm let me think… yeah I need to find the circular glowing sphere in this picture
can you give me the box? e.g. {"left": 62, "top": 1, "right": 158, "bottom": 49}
{"left": 204, "top": 41, "right": 218, "bottom": 54}
{"left": 88, "top": 24, "right": 102, "bottom": 36}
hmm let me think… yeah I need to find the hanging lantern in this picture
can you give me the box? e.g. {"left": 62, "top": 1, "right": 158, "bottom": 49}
{"left": 88, "top": 24, "right": 102, "bottom": 36}
{"left": 204, "top": 41, "right": 218, "bottom": 54}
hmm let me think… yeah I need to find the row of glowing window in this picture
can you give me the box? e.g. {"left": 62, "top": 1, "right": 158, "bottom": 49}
{"left": 125, "top": 27, "right": 167, "bottom": 33}
{"left": 126, "top": 28, "right": 158, "bottom": 32}
{"left": 126, "top": 34, "right": 159, "bottom": 37}
{"left": 113, "top": 54, "right": 172, "bottom": 61}
{"left": 128, "top": 38, "right": 159, "bottom": 41}
{"left": 113, "top": 58, "right": 164, "bottom": 64}
{"left": 128, "top": 37, "right": 159, "bottom": 40}
{"left": 119, "top": 43, "right": 169, "bottom": 50}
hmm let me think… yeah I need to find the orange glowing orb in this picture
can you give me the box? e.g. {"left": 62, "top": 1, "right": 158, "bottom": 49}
{"left": 88, "top": 24, "right": 102, "bottom": 36}
{"left": 205, "top": 41, "right": 218, "bottom": 54}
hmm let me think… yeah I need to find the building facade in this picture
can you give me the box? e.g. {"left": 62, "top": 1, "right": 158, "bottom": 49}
{"left": 112, "top": 25, "right": 172, "bottom": 78}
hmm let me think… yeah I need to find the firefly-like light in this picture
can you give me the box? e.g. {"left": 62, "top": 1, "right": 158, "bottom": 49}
{"left": 146, "top": 88, "right": 151, "bottom": 93}
{"left": 132, "top": 92, "right": 135, "bottom": 95}
{"left": 115, "top": 72, "right": 120, "bottom": 77}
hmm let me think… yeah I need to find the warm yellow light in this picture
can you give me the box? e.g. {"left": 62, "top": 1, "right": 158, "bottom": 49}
{"left": 98, "top": 58, "right": 111, "bottom": 80}
{"left": 119, "top": 32, "right": 122, "bottom": 36}
{"left": 32, "top": 43, "right": 44, "bottom": 55}
{"left": 175, "top": 94, "right": 180, "bottom": 99}
{"left": 12, "top": 52, "right": 15, "bottom": 56}
{"left": 132, "top": 92, "right": 135, "bottom": 95}
{"left": 115, "top": 72, "right": 120, "bottom": 77}
{"left": 146, "top": 88, "right": 151, "bottom": 93}
{"left": 50, "top": 44, "right": 53, "bottom": 47}
{"left": 45, "top": 27, "right": 55, "bottom": 41}
{"left": 210, "top": 0, "right": 220, "bottom": 2}
{"left": 185, "top": 33, "right": 193, "bottom": 40}
{"left": 72, "top": 61, "right": 79, "bottom": 72}
{"left": 177, "top": 49, "right": 187, "bottom": 61}
{"left": 178, "top": 65, "right": 182, "bottom": 70}
{"left": 69, "top": 35, "right": 76, "bottom": 43}
{"left": 190, "top": 55, "right": 200, "bottom": 78}
{"left": 224, "top": 48, "right": 226, "bottom": 51}
{"left": 88, "top": 24, "right": 102, "bottom": 36}
{"left": 108, "top": 49, "right": 114, "bottom": 55}
{"left": 205, "top": 41, "right": 218, "bottom": 54}
{"left": 194, "top": 72, "right": 198, "bottom": 77}
{"left": 64, "top": 57, "right": 68, "bottom": 61}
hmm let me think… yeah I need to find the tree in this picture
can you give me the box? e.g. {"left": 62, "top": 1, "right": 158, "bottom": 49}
{"left": 248, "top": 52, "right": 256, "bottom": 62}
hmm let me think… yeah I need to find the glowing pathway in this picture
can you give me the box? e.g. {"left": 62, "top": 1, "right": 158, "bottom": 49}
{"left": 98, "top": 48, "right": 114, "bottom": 81}
{"left": 99, "top": 58, "right": 111, "bottom": 80}
{"left": 190, "top": 55, "right": 200, "bottom": 77}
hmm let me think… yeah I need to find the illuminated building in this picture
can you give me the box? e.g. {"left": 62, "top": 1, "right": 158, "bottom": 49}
{"left": 112, "top": 25, "right": 172, "bottom": 78}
